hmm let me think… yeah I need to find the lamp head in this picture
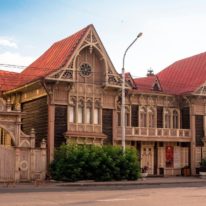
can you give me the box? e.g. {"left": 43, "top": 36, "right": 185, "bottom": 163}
{"left": 137, "top": 32, "right": 143, "bottom": 38}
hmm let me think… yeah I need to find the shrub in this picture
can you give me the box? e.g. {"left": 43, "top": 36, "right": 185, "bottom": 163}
{"left": 49, "top": 144, "right": 140, "bottom": 182}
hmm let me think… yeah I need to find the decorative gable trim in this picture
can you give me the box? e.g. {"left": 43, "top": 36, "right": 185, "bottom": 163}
{"left": 152, "top": 76, "right": 162, "bottom": 92}
{"left": 45, "top": 25, "right": 128, "bottom": 89}
{"left": 125, "top": 73, "right": 137, "bottom": 89}
{"left": 193, "top": 81, "right": 206, "bottom": 96}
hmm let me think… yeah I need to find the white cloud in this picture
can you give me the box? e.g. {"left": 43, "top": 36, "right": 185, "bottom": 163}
{"left": 0, "top": 37, "right": 18, "bottom": 48}
{"left": 0, "top": 52, "right": 34, "bottom": 72}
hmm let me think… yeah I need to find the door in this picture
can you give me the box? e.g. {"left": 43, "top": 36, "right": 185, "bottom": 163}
{"left": 19, "top": 149, "right": 30, "bottom": 180}
{"left": 141, "top": 144, "right": 154, "bottom": 175}
{"left": 102, "top": 109, "right": 113, "bottom": 144}
{"left": 55, "top": 105, "right": 67, "bottom": 148}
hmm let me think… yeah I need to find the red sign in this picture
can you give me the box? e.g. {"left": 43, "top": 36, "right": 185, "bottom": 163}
{"left": 166, "top": 146, "right": 173, "bottom": 167}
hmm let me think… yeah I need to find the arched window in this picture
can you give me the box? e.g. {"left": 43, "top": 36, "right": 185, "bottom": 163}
{"left": 140, "top": 107, "right": 147, "bottom": 127}
{"left": 117, "top": 105, "right": 121, "bottom": 126}
{"left": 94, "top": 101, "right": 101, "bottom": 124}
{"left": 173, "top": 110, "right": 178, "bottom": 129}
{"left": 148, "top": 107, "right": 155, "bottom": 128}
{"left": 78, "top": 99, "right": 84, "bottom": 124}
{"left": 125, "top": 106, "right": 130, "bottom": 127}
{"left": 86, "top": 100, "right": 92, "bottom": 124}
{"left": 69, "top": 98, "right": 76, "bottom": 123}
{"left": 164, "top": 109, "right": 171, "bottom": 128}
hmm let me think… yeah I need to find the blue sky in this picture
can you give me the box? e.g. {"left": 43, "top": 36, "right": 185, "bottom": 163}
{"left": 0, "top": 0, "right": 206, "bottom": 77}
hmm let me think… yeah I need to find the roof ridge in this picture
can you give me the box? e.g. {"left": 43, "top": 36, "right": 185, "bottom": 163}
{"left": 158, "top": 51, "right": 206, "bottom": 75}
{"left": 53, "top": 24, "right": 92, "bottom": 45}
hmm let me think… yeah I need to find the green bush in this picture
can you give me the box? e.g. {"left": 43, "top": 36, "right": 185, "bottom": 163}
{"left": 49, "top": 144, "right": 140, "bottom": 182}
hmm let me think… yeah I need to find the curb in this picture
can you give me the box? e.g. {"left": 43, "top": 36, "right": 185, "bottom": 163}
{"left": 56, "top": 178, "right": 206, "bottom": 187}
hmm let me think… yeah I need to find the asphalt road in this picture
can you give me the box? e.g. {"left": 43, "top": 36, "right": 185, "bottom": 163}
{"left": 0, "top": 182, "right": 206, "bottom": 206}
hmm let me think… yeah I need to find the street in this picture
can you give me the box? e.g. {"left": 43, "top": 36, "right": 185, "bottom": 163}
{"left": 0, "top": 182, "right": 206, "bottom": 206}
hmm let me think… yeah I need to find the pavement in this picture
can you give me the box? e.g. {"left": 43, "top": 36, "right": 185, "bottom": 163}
{"left": 1, "top": 178, "right": 206, "bottom": 206}
{"left": 56, "top": 176, "right": 206, "bottom": 187}
{"left": 1, "top": 176, "right": 206, "bottom": 190}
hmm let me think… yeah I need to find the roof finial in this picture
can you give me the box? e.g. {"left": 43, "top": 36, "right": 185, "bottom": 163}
{"left": 147, "top": 68, "right": 154, "bottom": 76}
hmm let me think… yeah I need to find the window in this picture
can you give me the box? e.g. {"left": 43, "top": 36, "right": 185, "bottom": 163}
{"left": 125, "top": 106, "right": 130, "bottom": 126}
{"left": 131, "top": 105, "right": 138, "bottom": 127}
{"left": 140, "top": 107, "right": 147, "bottom": 127}
{"left": 69, "top": 105, "right": 75, "bottom": 123}
{"left": 86, "top": 100, "right": 92, "bottom": 124}
{"left": 69, "top": 98, "right": 76, "bottom": 123}
{"left": 0, "top": 128, "right": 12, "bottom": 146}
{"left": 78, "top": 100, "right": 84, "bottom": 123}
{"left": 117, "top": 111, "right": 121, "bottom": 126}
{"left": 173, "top": 110, "right": 178, "bottom": 128}
{"left": 148, "top": 107, "right": 155, "bottom": 128}
{"left": 164, "top": 109, "right": 171, "bottom": 128}
{"left": 117, "top": 106, "right": 130, "bottom": 126}
{"left": 94, "top": 101, "right": 101, "bottom": 124}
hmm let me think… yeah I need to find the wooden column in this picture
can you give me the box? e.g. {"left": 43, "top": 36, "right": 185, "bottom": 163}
{"left": 48, "top": 104, "right": 55, "bottom": 163}
{"left": 190, "top": 105, "right": 196, "bottom": 175}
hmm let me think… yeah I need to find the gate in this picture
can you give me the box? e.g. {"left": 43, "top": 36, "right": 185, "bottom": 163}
{"left": 141, "top": 143, "right": 154, "bottom": 175}
{"left": 0, "top": 145, "right": 15, "bottom": 182}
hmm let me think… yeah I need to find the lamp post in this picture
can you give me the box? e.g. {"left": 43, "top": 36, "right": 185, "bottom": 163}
{"left": 121, "top": 32, "right": 143, "bottom": 153}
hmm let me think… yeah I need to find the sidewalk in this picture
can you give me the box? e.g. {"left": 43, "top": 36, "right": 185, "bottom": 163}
{"left": 56, "top": 176, "right": 206, "bottom": 187}
{"left": 1, "top": 176, "right": 206, "bottom": 189}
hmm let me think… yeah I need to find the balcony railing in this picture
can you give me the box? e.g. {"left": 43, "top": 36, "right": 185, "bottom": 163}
{"left": 116, "top": 127, "right": 191, "bottom": 140}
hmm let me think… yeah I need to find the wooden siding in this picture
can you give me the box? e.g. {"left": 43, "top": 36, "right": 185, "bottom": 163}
{"left": 0, "top": 145, "right": 15, "bottom": 181}
{"left": 131, "top": 105, "right": 138, "bottom": 127}
{"left": 22, "top": 97, "right": 48, "bottom": 147}
{"left": 102, "top": 109, "right": 113, "bottom": 144}
{"left": 195, "top": 115, "right": 204, "bottom": 146}
{"left": 157, "top": 107, "right": 163, "bottom": 128}
{"left": 54, "top": 105, "right": 67, "bottom": 147}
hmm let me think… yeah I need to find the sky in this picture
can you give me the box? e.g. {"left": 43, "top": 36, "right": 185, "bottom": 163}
{"left": 0, "top": 0, "right": 206, "bottom": 77}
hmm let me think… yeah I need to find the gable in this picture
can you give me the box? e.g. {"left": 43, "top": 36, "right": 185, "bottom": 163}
{"left": 4, "top": 24, "right": 128, "bottom": 92}
{"left": 152, "top": 76, "right": 162, "bottom": 92}
{"left": 46, "top": 25, "right": 123, "bottom": 89}
{"left": 194, "top": 81, "right": 206, "bottom": 96}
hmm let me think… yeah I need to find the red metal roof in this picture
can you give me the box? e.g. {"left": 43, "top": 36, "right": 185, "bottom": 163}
{"left": 2, "top": 24, "right": 91, "bottom": 91}
{"left": 0, "top": 70, "right": 21, "bottom": 91}
{"left": 20, "top": 24, "right": 91, "bottom": 86}
{"left": 134, "top": 75, "right": 157, "bottom": 92}
{"left": 157, "top": 52, "right": 206, "bottom": 94}
{"left": 2, "top": 25, "right": 206, "bottom": 95}
{"left": 134, "top": 52, "right": 206, "bottom": 95}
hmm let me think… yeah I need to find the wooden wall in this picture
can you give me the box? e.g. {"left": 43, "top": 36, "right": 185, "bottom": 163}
{"left": 22, "top": 97, "right": 48, "bottom": 147}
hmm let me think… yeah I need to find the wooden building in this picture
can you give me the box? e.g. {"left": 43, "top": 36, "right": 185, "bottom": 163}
{"left": 1, "top": 24, "right": 206, "bottom": 177}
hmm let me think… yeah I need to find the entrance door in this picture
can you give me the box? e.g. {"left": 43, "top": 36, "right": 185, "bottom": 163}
{"left": 55, "top": 105, "right": 67, "bottom": 148}
{"left": 141, "top": 144, "right": 154, "bottom": 175}
{"left": 19, "top": 149, "right": 30, "bottom": 180}
{"left": 102, "top": 109, "right": 113, "bottom": 144}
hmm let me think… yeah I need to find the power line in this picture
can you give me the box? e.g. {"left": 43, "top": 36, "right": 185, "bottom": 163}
{"left": 0, "top": 63, "right": 205, "bottom": 92}
{"left": 0, "top": 63, "right": 26, "bottom": 69}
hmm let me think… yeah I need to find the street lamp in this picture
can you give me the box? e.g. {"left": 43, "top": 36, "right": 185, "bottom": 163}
{"left": 121, "top": 32, "right": 143, "bottom": 153}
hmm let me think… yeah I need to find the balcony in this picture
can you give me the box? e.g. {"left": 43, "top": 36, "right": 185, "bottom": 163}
{"left": 116, "top": 127, "right": 191, "bottom": 142}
